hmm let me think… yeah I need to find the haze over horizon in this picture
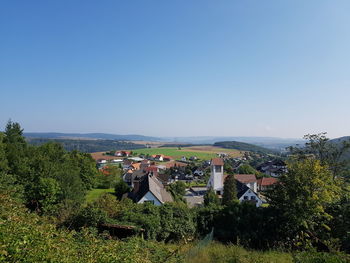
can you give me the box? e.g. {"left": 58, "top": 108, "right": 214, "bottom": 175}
{"left": 1, "top": 1, "right": 350, "bottom": 139}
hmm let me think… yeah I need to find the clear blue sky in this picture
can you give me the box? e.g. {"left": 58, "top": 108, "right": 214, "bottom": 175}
{"left": 1, "top": 1, "right": 349, "bottom": 138}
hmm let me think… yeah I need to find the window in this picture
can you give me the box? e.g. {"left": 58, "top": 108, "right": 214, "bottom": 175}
{"left": 215, "top": 165, "right": 222, "bottom": 173}
{"left": 216, "top": 191, "right": 221, "bottom": 195}
{"left": 144, "top": 200, "right": 155, "bottom": 204}
{"left": 244, "top": 196, "right": 248, "bottom": 200}
{"left": 251, "top": 196, "right": 256, "bottom": 200}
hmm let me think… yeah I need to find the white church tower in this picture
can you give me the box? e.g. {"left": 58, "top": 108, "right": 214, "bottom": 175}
{"left": 207, "top": 158, "right": 224, "bottom": 195}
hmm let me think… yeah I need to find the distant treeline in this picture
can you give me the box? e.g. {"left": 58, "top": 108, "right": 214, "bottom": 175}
{"left": 27, "top": 138, "right": 146, "bottom": 153}
{"left": 159, "top": 143, "right": 210, "bottom": 148}
{"left": 214, "top": 141, "right": 276, "bottom": 154}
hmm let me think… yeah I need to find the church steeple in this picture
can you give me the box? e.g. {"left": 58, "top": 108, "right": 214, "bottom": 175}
{"left": 207, "top": 158, "right": 224, "bottom": 195}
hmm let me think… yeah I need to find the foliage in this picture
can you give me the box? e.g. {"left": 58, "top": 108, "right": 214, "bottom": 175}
{"left": 237, "top": 163, "right": 258, "bottom": 175}
{"left": 114, "top": 180, "right": 130, "bottom": 200}
{"left": 203, "top": 188, "right": 221, "bottom": 206}
{"left": 185, "top": 241, "right": 293, "bottom": 263}
{"left": 95, "top": 166, "right": 122, "bottom": 189}
{"left": 288, "top": 133, "right": 350, "bottom": 179}
{"left": 27, "top": 137, "right": 146, "bottom": 153}
{"left": 267, "top": 159, "right": 342, "bottom": 249}
{"left": 0, "top": 192, "right": 183, "bottom": 263}
{"left": 168, "top": 181, "right": 187, "bottom": 202}
{"left": 222, "top": 175, "right": 238, "bottom": 205}
{"left": 214, "top": 141, "right": 276, "bottom": 154}
{"left": 85, "top": 188, "right": 115, "bottom": 203}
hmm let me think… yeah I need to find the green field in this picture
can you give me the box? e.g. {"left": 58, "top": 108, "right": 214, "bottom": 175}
{"left": 131, "top": 146, "right": 242, "bottom": 160}
{"left": 85, "top": 188, "right": 115, "bottom": 203}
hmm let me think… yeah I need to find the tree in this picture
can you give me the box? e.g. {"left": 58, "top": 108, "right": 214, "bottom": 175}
{"left": 168, "top": 181, "right": 186, "bottom": 202}
{"left": 204, "top": 188, "right": 220, "bottom": 206}
{"left": 267, "top": 159, "right": 342, "bottom": 249}
{"left": 237, "top": 163, "right": 258, "bottom": 175}
{"left": 223, "top": 162, "right": 233, "bottom": 174}
{"left": 3, "top": 120, "right": 29, "bottom": 181}
{"left": 288, "top": 133, "right": 350, "bottom": 179}
{"left": 222, "top": 175, "right": 237, "bottom": 205}
{"left": 0, "top": 133, "right": 8, "bottom": 174}
{"left": 114, "top": 180, "right": 130, "bottom": 200}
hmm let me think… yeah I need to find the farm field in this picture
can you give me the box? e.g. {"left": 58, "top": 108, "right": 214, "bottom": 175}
{"left": 131, "top": 146, "right": 243, "bottom": 160}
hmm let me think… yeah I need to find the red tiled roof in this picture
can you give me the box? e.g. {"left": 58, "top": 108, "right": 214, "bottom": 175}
{"left": 257, "top": 177, "right": 278, "bottom": 186}
{"left": 145, "top": 166, "right": 158, "bottom": 172}
{"left": 234, "top": 174, "right": 257, "bottom": 184}
{"left": 211, "top": 158, "right": 224, "bottom": 166}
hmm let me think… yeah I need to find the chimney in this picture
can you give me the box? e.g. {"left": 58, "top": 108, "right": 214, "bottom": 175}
{"left": 133, "top": 179, "right": 140, "bottom": 193}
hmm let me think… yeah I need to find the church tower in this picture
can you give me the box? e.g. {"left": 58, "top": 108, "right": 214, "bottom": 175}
{"left": 207, "top": 158, "right": 224, "bottom": 195}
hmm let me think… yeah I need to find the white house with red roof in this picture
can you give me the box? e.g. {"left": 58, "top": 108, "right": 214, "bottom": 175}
{"left": 234, "top": 174, "right": 258, "bottom": 193}
{"left": 257, "top": 177, "right": 278, "bottom": 191}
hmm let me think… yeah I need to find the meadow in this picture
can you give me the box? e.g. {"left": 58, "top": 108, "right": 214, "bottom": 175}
{"left": 85, "top": 188, "right": 115, "bottom": 203}
{"left": 131, "top": 146, "right": 243, "bottom": 160}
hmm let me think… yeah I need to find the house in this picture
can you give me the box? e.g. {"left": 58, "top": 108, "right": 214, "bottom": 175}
{"left": 140, "top": 159, "right": 151, "bottom": 170}
{"left": 189, "top": 156, "right": 198, "bottom": 161}
{"left": 127, "top": 174, "right": 173, "bottom": 206}
{"left": 193, "top": 168, "right": 204, "bottom": 177}
{"left": 145, "top": 165, "right": 159, "bottom": 173}
{"left": 150, "top": 154, "right": 173, "bottom": 162}
{"left": 235, "top": 179, "right": 263, "bottom": 207}
{"left": 122, "top": 159, "right": 133, "bottom": 170}
{"left": 129, "top": 157, "right": 144, "bottom": 162}
{"left": 257, "top": 160, "right": 287, "bottom": 177}
{"left": 207, "top": 158, "right": 224, "bottom": 195}
{"left": 234, "top": 174, "right": 258, "bottom": 193}
{"left": 130, "top": 162, "right": 141, "bottom": 171}
{"left": 163, "top": 156, "right": 173, "bottom": 162}
{"left": 257, "top": 177, "right": 278, "bottom": 191}
{"left": 181, "top": 156, "right": 187, "bottom": 162}
{"left": 97, "top": 159, "right": 107, "bottom": 164}
{"left": 165, "top": 161, "right": 188, "bottom": 169}
{"left": 115, "top": 151, "right": 132, "bottom": 157}
{"left": 184, "top": 187, "right": 207, "bottom": 208}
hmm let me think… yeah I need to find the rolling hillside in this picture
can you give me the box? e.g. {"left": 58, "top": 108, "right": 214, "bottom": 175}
{"left": 27, "top": 138, "right": 146, "bottom": 153}
{"left": 213, "top": 141, "right": 277, "bottom": 154}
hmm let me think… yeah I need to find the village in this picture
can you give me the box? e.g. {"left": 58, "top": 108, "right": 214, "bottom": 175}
{"left": 92, "top": 149, "right": 287, "bottom": 208}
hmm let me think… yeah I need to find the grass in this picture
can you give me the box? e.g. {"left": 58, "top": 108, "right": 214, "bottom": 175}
{"left": 184, "top": 241, "right": 293, "bottom": 263}
{"left": 85, "top": 188, "right": 115, "bottom": 203}
{"left": 131, "top": 146, "right": 243, "bottom": 160}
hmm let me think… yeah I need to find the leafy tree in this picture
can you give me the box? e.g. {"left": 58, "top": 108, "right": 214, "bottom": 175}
{"left": 237, "top": 163, "right": 258, "bottom": 175}
{"left": 222, "top": 175, "right": 237, "bottom": 205}
{"left": 267, "top": 159, "right": 342, "bottom": 249}
{"left": 224, "top": 161, "right": 233, "bottom": 173}
{"left": 288, "top": 133, "right": 350, "bottom": 179}
{"left": 204, "top": 187, "right": 220, "bottom": 206}
{"left": 95, "top": 166, "right": 122, "bottom": 189}
{"left": 114, "top": 180, "right": 130, "bottom": 200}
{"left": 68, "top": 150, "right": 97, "bottom": 191}
{"left": 168, "top": 181, "right": 186, "bottom": 202}
{"left": 159, "top": 202, "right": 196, "bottom": 242}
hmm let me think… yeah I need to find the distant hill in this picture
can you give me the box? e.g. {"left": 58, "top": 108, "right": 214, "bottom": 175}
{"left": 213, "top": 141, "right": 277, "bottom": 154}
{"left": 24, "top": 132, "right": 162, "bottom": 142}
{"left": 27, "top": 138, "right": 146, "bottom": 153}
{"left": 163, "top": 136, "right": 304, "bottom": 151}
{"left": 330, "top": 136, "right": 350, "bottom": 160}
